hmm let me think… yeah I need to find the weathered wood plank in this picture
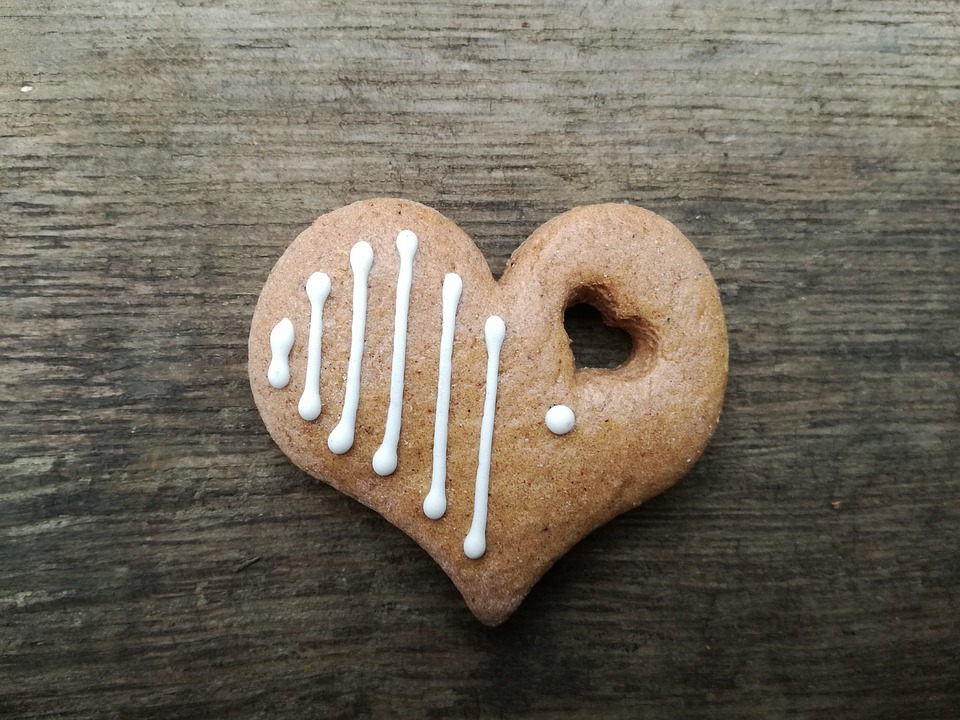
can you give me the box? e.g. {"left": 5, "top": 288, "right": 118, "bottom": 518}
{"left": 1, "top": 0, "right": 958, "bottom": 717}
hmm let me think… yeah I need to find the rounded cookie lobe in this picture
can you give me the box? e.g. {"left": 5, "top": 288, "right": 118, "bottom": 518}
{"left": 248, "top": 199, "right": 727, "bottom": 626}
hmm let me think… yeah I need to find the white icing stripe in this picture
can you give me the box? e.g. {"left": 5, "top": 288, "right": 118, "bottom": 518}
{"left": 298, "top": 272, "right": 331, "bottom": 421}
{"left": 328, "top": 241, "right": 374, "bottom": 455}
{"left": 372, "top": 230, "right": 419, "bottom": 476}
{"left": 267, "top": 318, "right": 295, "bottom": 389}
{"left": 464, "top": 315, "right": 506, "bottom": 560}
{"left": 423, "top": 273, "right": 463, "bottom": 519}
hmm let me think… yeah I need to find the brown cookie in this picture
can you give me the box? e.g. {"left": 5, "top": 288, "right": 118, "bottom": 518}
{"left": 248, "top": 198, "right": 727, "bottom": 626}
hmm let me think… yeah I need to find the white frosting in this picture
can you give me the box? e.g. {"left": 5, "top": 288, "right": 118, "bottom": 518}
{"left": 298, "top": 272, "right": 331, "bottom": 421}
{"left": 463, "top": 315, "right": 506, "bottom": 560}
{"left": 267, "top": 318, "right": 295, "bottom": 389}
{"left": 328, "top": 241, "right": 374, "bottom": 455}
{"left": 373, "top": 230, "right": 419, "bottom": 476}
{"left": 423, "top": 273, "right": 463, "bottom": 520}
{"left": 545, "top": 404, "right": 575, "bottom": 435}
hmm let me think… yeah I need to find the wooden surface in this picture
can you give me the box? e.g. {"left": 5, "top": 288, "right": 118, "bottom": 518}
{"left": 2, "top": 1, "right": 958, "bottom": 717}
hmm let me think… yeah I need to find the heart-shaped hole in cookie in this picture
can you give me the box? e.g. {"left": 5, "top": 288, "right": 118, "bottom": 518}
{"left": 563, "top": 302, "right": 632, "bottom": 369}
{"left": 564, "top": 285, "right": 659, "bottom": 379}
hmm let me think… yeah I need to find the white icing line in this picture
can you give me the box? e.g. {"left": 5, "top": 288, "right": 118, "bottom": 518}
{"left": 298, "top": 272, "right": 331, "bottom": 421}
{"left": 423, "top": 273, "right": 463, "bottom": 519}
{"left": 545, "top": 404, "right": 576, "bottom": 435}
{"left": 373, "top": 230, "right": 419, "bottom": 476}
{"left": 463, "top": 315, "right": 506, "bottom": 560}
{"left": 328, "top": 241, "right": 374, "bottom": 455}
{"left": 267, "top": 318, "right": 295, "bottom": 389}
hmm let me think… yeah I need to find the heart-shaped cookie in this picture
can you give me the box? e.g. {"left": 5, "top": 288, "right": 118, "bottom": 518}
{"left": 249, "top": 199, "right": 727, "bottom": 626}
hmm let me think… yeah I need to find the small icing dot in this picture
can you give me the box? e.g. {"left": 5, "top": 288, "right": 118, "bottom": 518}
{"left": 545, "top": 405, "right": 575, "bottom": 435}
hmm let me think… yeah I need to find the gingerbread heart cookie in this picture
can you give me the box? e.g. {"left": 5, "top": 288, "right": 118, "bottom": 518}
{"left": 249, "top": 199, "right": 727, "bottom": 626}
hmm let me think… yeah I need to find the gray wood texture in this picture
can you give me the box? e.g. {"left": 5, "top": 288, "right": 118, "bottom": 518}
{"left": 2, "top": 1, "right": 958, "bottom": 717}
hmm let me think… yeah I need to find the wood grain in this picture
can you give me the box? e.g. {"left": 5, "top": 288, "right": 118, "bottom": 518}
{"left": 2, "top": 0, "right": 958, "bottom": 717}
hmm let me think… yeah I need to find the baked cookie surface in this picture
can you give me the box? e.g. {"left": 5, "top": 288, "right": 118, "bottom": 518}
{"left": 249, "top": 198, "right": 727, "bottom": 626}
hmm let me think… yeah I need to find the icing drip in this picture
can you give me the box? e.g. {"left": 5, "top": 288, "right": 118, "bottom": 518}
{"left": 423, "top": 273, "right": 463, "bottom": 519}
{"left": 545, "top": 404, "right": 575, "bottom": 435}
{"left": 298, "top": 272, "right": 331, "bottom": 421}
{"left": 463, "top": 315, "right": 506, "bottom": 560}
{"left": 328, "top": 241, "right": 374, "bottom": 455}
{"left": 373, "top": 230, "right": 419, "bottom": 476}
{"left": 267, "top": 318, "right": 295, "bottom": 389}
